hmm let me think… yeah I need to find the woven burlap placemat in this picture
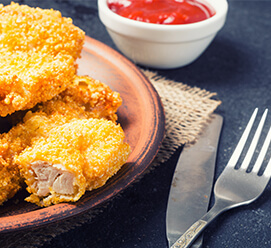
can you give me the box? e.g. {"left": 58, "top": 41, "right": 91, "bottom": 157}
{"left": 0, "top": 70, "right": 221, "bottom": 248}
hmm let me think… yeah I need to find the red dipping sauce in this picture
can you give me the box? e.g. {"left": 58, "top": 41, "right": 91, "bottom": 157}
{"left": 107, "top": 0, "right": 216, "bottom": 25}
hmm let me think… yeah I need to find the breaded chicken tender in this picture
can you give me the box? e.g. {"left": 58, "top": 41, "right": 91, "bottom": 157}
{"left": 0, "top": 116, "right": 41, "bottom": 205}
{"left": 15, "top": 118, "right": 131, "bottom": 207}
{"left": 0, "top": 2, "right": 85, "bottom": 117}
{"left": 0, "top": 111, "right": 53, "bottom": 205}
{"left": 38, "top": 75, "right": 122, "bottom": 123}
{"left": 0, "top": 76, "right": 125, "bottom": 205}
{"left": 0, "top": 163, "right": 22, "bottom": 205}
{"left": 0, "top": 51, "right": 76, "bottom": 117}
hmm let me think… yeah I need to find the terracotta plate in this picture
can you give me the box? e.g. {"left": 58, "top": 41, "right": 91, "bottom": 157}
{"left": 0, "top": 36, "right": 165, "bottom": 233}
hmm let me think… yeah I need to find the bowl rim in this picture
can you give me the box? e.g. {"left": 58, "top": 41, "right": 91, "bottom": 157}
{"left": 98, "top": 0, "right": 228, "bottom": 29}
{"left": 98, "top": 0, "right": 228, "bottom": 42}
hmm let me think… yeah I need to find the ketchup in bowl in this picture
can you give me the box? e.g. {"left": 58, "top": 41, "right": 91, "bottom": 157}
{"left": 108, "top": 0, "right": 215, "bottom": 25}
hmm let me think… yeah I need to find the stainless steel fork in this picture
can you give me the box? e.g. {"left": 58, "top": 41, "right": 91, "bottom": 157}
{"left": 171, "top": 108, "right": 271, "bottom": 248}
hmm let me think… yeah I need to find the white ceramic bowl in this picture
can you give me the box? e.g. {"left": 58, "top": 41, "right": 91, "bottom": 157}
{"left": 98, "top": 0, "right": 228, "bottom": 69}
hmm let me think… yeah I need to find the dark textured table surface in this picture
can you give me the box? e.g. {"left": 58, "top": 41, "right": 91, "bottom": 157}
{"left": 1, "top": 0, "right": 271, "bottom": 247}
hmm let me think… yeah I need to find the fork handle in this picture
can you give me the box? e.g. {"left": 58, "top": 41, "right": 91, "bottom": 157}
{"left": 171, "top": 199, "right": 232, "bottom": 248}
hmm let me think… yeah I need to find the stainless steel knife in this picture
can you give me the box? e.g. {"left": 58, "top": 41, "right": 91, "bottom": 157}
{"left": 166, "top": 114, "right": 223, "bottom": 248}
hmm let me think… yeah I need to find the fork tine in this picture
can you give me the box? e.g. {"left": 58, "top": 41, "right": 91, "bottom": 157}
{"left": 252, "top": 123, "right": 271, "bottom": 174}
{"left": 263, "top": 155, "right": 271, "bottom": 178}
{"left": 227, "top": 108, "right": 258, "bottom": 168}
{"left": 240, "top": 109, "right": 268, "bottom": 170}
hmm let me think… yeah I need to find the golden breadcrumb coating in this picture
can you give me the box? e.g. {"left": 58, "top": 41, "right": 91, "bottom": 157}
{"left": 0, "top": 76, "right": 125, "bottom": 206}
{"left": 0, "top": 2, "right": 85, "bottom": 117}
{"left": 38, "top": 75, "right": 122, "bottom": 123}
{"left": 15, "top": 118, "right": 131, "bottom": 207}
{"left": 0, "top": 163, "right": 22, "bottom": 205}
{"left": 0, "top": 121, "right": 34, "bottom": 205}
{"left": 0, "top": 51, "right": 76, "bottom": 117}
{"left": 0, "top": 112, "right": 52, "bottom": 205}
{"left": 0, "top": 2, "right": 84, "bottom": 59}
{"left": 3, "top": 75, "right": 122, "bottom": 127}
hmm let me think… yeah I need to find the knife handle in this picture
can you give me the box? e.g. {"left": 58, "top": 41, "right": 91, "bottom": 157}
{"left": 171, "top": 220, "right": 207, "bottom": 248}
{"left": 171, "top": 197, "right": 231, "bottom": 248}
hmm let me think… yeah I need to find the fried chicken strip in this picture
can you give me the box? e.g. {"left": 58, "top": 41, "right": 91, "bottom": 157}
{"left": 0, "top": 76, "right": 123, "bottom": 205}
{"left": 0, "top": 2, "right": 85, "bottom": 117}
{"left": 15, "top": 118, "right": 131, "bottom": 207}
{"left": 38, "top": 75, "right": 122, "bottom": 123}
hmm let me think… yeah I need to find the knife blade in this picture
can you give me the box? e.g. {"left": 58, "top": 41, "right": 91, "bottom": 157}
{"left": 166, "top": 114, "right": 223, "bottom": 248}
